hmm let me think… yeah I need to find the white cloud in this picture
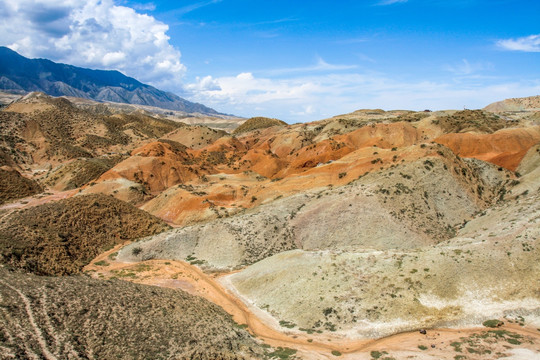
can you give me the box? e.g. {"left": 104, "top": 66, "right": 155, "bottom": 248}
{"left": 172, "top": 0, "right": 223, "bottom": 16}
{"left": 376, "top": 0, "right": 408, "bottom": 6}
{"left": 443, "top": 59, "right": 494, "bottom": 76}
{"left": 262, "top": 57, "right": 357, "bottom": 76}
{"left": 355, "top": 53, "right": 377, "bottom": 63}
{"left": 497, "top": 34, "right": 540, "bottom": 52}
{"left": 186, "top": 75, "right": 221, "bottom": 91}
{"left": 186, "top": 71, "right": 540, "bottom": 122}
{"left": 335, "top": 38, "right": 368, "bottom": 45}
{"left": 131, "top": 2, "right": 156, "bottom": 12}
{"left": 236, "top": 72, "right": 255, "bottom": 81}
{"left": 0, "top": 0, "right": 185, "bottom": 91}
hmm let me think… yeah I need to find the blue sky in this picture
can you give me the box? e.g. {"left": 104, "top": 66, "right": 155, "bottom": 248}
{"left": 1, "top": 0, "right": 539, "bottom": 122}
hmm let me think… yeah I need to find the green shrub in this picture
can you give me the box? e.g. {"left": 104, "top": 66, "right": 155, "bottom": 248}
{"left": 370, "top": 351, "right": 388, "bottom": 359}
{"left": 266, "top": 347, "right": 297, "bottom": 359}
{"left": 482, "top": 319, "right": 503, "bottom": 328}
{"left": 279, "top": 320, "right": 296, "bottom": 329}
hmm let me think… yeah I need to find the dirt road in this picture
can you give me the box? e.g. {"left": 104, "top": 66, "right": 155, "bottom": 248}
{"left": 85, "top": 245, "right": 540, "bottom": 359}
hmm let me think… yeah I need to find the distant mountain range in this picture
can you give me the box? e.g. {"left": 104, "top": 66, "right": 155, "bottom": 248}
{"left": 0, "top": 46, "right": 220, "bottom": 115}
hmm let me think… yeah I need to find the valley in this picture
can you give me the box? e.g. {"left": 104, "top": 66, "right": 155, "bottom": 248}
{"left": 85, "top": 243, "right": 540, "bottom": 360}
{"left": 1, "top": 92, "right": 540, "bottom": 359}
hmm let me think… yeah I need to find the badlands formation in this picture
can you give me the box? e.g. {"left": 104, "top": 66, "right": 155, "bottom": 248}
{"left": 1, "top": 92, "right": 540, "bottom": 359}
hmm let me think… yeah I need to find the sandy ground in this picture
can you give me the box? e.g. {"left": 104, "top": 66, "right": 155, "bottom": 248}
{"left": 85, "top": 245, "right": 540, "bottom": 359}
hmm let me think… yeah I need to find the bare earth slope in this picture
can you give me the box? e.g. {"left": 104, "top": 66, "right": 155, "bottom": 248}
{"left": 90, "top": 107, "right": 539, "bottom": 229}
{"left": 224, "top": 182, "right": 540, "bottom": 339}
{"left": 435, "top": 126, "right": 540, "bottom": 171}
{"left": 117, "top": 147, "right": 509, "bottom": 270}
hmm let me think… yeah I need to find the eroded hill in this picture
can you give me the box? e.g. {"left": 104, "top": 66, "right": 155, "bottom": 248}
{"left": 0, "top": 92, "right": 183, "bottom": 170}
{"left": 1, "top": 93, "right": 540, "bottom": 358}
{"left": 117, "top": 146, "right": 511, "bottom": 269}
{"left": 0, "top": 267, "right": 265, "bottom": 360}
{"left": 0, "top": 168, "right": 42, "bottom": 204}
{"left": 224, "top": 183, "right": 540, "bottom": 338}
{"left": 82, "top": 107, "right": 539, "bottom": 229}
{"left": 0, "top": 194, "right": 169, "bottom": 275}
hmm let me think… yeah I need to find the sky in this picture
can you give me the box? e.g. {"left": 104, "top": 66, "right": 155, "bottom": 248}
{"left": 0, "top": 0, "right": 539, "bottom": 122}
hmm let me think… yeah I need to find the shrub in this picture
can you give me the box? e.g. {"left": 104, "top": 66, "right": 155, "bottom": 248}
{"left": 132, "top": 247, "right": 143, "bottom": 256}
{"left": 266, "top": 347, "right": 297, "bottom": 359}
{"left": 279, "top": 320, "right": 296, "bottom": 328}
{"left": 483, "top": 319, "right": 503, "bottom": 328}
{"left": 370, "top": 351, "right": 388, "bottom": 359}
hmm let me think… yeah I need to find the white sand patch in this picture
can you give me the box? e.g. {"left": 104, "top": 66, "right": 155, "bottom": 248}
{"left": 499, "top": 349, "right": 540, "bottom": 360}
{"left": 418, "top": 292, "right": 540, "bottom": 326}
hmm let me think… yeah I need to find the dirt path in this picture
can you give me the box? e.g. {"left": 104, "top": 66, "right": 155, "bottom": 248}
{"left": 0, "top": 279, "right": 58, "bottom": 360}
{"left": 85, "top": 246, "right": 540, "bottom": 359}
{"left": 0, "top": 189, "right": 77, "bottom": 211}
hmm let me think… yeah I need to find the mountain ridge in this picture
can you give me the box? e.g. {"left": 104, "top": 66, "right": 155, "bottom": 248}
{"left": 0, "top": 46, "right": 222, "bottom": 116}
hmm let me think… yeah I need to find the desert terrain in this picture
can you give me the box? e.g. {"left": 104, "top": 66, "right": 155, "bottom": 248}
{"left": 1, "top": 92, "right": 540, "bottom": 359}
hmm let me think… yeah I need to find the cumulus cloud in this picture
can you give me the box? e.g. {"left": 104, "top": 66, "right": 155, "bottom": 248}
{"left": 186, "top": 71, "right": 540, "bottom": 122}
{"left": 186, "top": 75, "right": 222, "bottom": 91}
{"left": 0, "top": 0, "right": 185, "bottom": 91}
{"left": 497, "top": 34, "right": 540, "bottom": 52}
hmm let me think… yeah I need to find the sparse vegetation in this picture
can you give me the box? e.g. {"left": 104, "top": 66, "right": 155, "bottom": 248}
{"left": 0, "top": 268, "right": 266, "bottom": 359}
{"left": 233, "top": 117, "right": 287, "bottom": 134}
{"left": 0, "top": 194, "right": 169, "bottom": 275}
{"left": 1, "top": 91, "right": 540, "bottom": 359}
{"left": 0, "top": 168, "right": 43, "bottom": 205}
{"left": 434, "top": 109, "right": 509, "bottom": 134}
{"left": 265, "top": 346, "right": 297, "bottom": 359}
